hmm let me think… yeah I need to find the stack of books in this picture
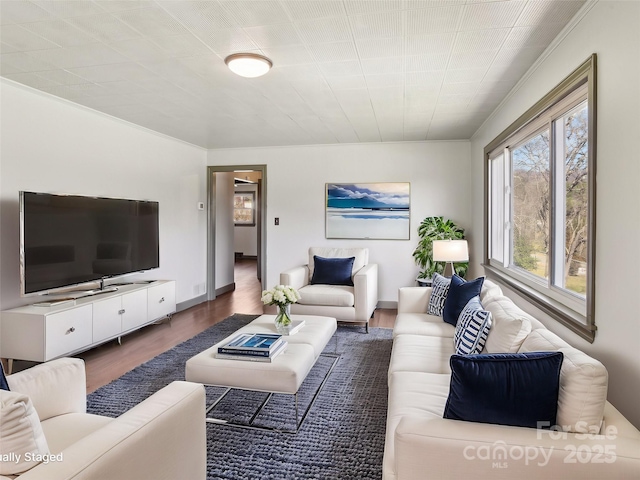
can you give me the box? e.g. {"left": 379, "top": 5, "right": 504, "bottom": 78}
{"left": 215, "top": 333, "right": 287, "bottom": 362}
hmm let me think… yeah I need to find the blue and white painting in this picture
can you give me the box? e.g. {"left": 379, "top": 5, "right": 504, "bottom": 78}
{"left": 326, "top": 183, "right": 410, "bottom": 240}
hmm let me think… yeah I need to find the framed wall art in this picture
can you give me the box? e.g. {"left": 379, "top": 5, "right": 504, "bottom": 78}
{"left": 325, "top": 183, "right": 410, "bottom": 240}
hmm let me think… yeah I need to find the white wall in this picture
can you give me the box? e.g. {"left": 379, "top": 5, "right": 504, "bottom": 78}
{"left": 470, "top": 1, "right": 640, "bottom": 427}
{"left": 214, "top": 172, "right": 235, "bottom": 290}
{"left": 0, "top": 81, "right": 208, "bottom": 309}
{"left": 234, "top": 183, "right": 258, "bottom": 257}
{"left": 208, "top": 141, "right": 472, "bottom": 303}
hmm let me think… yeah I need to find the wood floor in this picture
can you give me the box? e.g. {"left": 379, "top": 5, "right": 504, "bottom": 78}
{"left": 78, "top": 258, "right": 397, "bottom": 393}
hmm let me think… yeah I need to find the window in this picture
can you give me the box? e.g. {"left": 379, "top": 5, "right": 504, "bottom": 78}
{"left": 234, "top": 191, "right": 255, "bottom": 226}
{"left": 485, "top": 55, "right": 596, "bottom": 342}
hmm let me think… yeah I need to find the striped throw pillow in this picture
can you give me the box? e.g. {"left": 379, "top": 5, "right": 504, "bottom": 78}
{"left": 454, "top": 297, "right": 493, "bottom": 355}
{"left": 427, "top": 273, "right": 451, "bottom": 317}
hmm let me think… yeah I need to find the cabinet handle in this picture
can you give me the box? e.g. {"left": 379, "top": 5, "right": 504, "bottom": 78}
{"left": 118, "top": 309, "right": 125, "bottom": 315}
{"left": 159, "top": 297, "right": 165, "bottom": 303}
{"left": 67, "top": 327, "right": 76, "bottom": 334}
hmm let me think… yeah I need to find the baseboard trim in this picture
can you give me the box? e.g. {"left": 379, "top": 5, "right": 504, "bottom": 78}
{"left": 215, "top": 283, "right": 236, "bottom": 296}
{"left": 177, "top": 293, "right": 395, "bottom": 313}
{"left": 177, "top": 294, "right": 207, "bottom": 313}
{"left": 377, "top": 301, "right": 397, "bottom": 309}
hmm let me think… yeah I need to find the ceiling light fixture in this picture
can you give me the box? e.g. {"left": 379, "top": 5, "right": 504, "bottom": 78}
{"left": 224, "top": 53, "right": 272, "bottom": 78}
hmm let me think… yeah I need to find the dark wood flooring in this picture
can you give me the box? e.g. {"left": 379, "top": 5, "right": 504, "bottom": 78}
{"left": 78, "top": 258, "right": 396, "bottom": 393}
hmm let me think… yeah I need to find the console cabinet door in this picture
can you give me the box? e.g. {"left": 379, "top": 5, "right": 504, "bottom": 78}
{"left": 45, "top": 305, "right": 93, "bottom": 359}
{"left": 147, "top": 282, "right": 175, "bottom": 321}
{"left": 93, "top": 296, "right": 122, "bottom": 343}
{"left": 121, "top": 290, "right": 148, "bottom": 332}
{"left": 1, "top": 282, "right": 175, "bottom": 363}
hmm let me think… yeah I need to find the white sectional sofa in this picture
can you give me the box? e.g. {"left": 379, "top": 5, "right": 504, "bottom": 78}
{"left": 2, "top": 358, "right": 206, "bottom": 480}
{"left": 384, "top": 281, "right": 640, "bottom": 480}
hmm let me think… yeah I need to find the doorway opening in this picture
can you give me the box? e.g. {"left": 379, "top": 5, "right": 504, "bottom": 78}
{"left": 207, "top": 165, "right": 266, "bottom": 302}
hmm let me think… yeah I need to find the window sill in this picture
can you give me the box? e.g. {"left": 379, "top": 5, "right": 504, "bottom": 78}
{"left": 483, "top": 264, "right": 596, "bottom": 343}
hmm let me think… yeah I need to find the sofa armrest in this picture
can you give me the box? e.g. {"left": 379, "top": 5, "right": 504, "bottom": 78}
{"left": 354, "top": 263, "right": 378, "bottom": 321}
{"left": 280, "top": 265, "right": 309, "bottom": 290}
{"left": 398, "top": 287, "right": 432, "bottom": 313}
{"left": 394, "top": 416, "right": 640, "bottom": 479}
{"left": 18, "top": 381, "right": 207, "bottom": 480}
{"left": 7, "top": 358, "right": 86, "bottom": 421}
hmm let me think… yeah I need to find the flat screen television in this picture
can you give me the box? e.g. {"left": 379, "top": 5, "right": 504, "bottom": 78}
{"left": 20, "top": 191, "right": 159, "bottom": 295}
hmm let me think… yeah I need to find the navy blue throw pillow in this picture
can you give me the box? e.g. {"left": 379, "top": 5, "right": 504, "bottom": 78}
{"left": 310, "top": 256, "right": 355, "bottom": 286}
{"left": 443, "top": 352, "right": 563, "bottom": 429}
{"left": 0, "top": 361, "right": 10, "bottom": 391}
{"left": 442, "top": 275, "right": 484, "bottom": 326}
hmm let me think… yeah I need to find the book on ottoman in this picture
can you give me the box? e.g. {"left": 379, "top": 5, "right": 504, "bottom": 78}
{"left": 217, "top": 333, "right": 284, "bottom": 357}
{"left": 288, "top": 320, "right": 305, "bottom": 335}
{"left": 215, "top": 339, "right": 287, "bottom": 362}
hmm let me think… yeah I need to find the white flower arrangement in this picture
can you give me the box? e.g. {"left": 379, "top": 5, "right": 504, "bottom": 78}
{"left": 261, "top": 284, "right": 301, "bottom": 307}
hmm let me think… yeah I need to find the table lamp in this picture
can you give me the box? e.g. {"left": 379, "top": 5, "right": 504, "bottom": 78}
{"left": 432, "top": 239, "right": 469, "bottom": 278}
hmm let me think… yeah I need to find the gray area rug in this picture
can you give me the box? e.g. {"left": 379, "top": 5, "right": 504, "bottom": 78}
{"left": 87, "top": 314, "right": 393, "bottom": 479}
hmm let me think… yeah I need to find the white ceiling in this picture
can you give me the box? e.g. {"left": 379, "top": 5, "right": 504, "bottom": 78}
{"left": 0, "top": 0, "right": 585, "bottom": 149}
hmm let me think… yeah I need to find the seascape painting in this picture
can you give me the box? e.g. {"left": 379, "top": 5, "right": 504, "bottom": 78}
{"left": 326, "top": 183, "right": 410, "bottom": 240}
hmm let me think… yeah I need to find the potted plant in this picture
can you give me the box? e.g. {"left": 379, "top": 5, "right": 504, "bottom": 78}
{"left": 412, "top": 216, "right": 468, "bottom": 285}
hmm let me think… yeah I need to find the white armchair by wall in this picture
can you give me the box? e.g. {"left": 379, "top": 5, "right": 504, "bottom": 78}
{"left": 280, "top": 247, "right": 378, "bottom": 332}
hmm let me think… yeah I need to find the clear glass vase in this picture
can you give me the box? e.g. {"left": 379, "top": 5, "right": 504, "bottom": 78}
{"left": 274, "top": 304, "right": 292, "bottom": 335}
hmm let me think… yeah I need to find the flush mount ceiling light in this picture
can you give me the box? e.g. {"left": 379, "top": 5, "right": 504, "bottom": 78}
{"left": 224, "top": 53, "right": 272, "bottom": 78}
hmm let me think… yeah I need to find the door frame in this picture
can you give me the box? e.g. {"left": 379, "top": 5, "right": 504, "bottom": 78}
{"left": 207, "top": 164, "right": 267, "bottom": 301}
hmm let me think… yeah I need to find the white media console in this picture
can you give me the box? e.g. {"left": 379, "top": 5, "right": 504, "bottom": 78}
{"left": 0, "top": 280, "right": 176, "bottom": 373}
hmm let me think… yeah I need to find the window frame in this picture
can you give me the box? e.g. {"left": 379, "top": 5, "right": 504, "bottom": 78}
{"left": 483, "top": 55, "right": 597, "bottom": 342}
{"left": 233, "top": 191, "right": 256, "bottom": 227}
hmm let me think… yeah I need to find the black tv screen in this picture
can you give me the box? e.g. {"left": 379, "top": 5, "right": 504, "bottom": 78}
{"left": 21, "top": 191, "right": 159, "bottom": 295}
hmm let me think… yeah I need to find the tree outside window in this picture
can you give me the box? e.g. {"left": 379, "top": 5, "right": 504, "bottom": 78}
{"left": 484, "top": 55, "right": 596, "bottom": 341}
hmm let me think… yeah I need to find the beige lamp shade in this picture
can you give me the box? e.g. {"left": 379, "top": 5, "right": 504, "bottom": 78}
{"left": 432, "top": 240, "right": 469, "bottom": 262}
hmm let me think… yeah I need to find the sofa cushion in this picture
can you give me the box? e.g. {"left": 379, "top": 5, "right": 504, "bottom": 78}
{"left": 384, "top": 371, "right": 451, "bottom": 480}
{"left": 389, "top": 335, "right": 455, "bottom": 377}
{"left": 308, "top": 247, "right": 367, "bottom": 281}
{"left": 442, "top": 275, "right": 484, "bottom": 326}
{"left": 427, "top": 273, "right": 450, "bottom": 317}
{"left": 483, "top": 297, "right": 532, "bottom": 353}
{"left": 40, "top": 412, "right": 113, "bottom": 454}
{"left": 444, "top": 352, "right": 563, "bottom": 429}
{"left": 480, "top": 279, "right": 502, "bottom": 304}
{"left": 0, "top": 390, "right": 50, "bottom": 475}
{"left": 453, "top": 297, "right": 492, "bottom": 355}
{"left": 297, "top": 284, "right": 354, "bottom": 307}
{"left": 519, "top": 329, "right": 609, "bottom": 433}
{"left": 310, "top": 256, "right": 355, "bottom": 286}
{"left": 398, "top": 286, "right": 432, "bottom": 314}
{"left": 6, "top": 357, "right": 87, "bottom": 422}
{"left": 393, "top": 313, "right": 456, "bottom": 338}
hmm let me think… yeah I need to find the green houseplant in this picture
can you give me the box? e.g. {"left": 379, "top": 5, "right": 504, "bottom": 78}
{"left": 413, "top": 216, "right": 468, "bottom": 282}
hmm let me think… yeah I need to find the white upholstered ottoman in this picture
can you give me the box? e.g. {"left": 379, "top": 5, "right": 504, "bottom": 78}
{"left": 185, "top": 315, "right": 338, "bottom": 432}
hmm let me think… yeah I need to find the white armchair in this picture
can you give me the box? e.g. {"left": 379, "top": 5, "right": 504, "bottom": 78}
{"left": 3, "top": 358, "right": 206, "bottom": 480}
{"left": 280, "top": 247, "right": 378, "bottom": 332}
